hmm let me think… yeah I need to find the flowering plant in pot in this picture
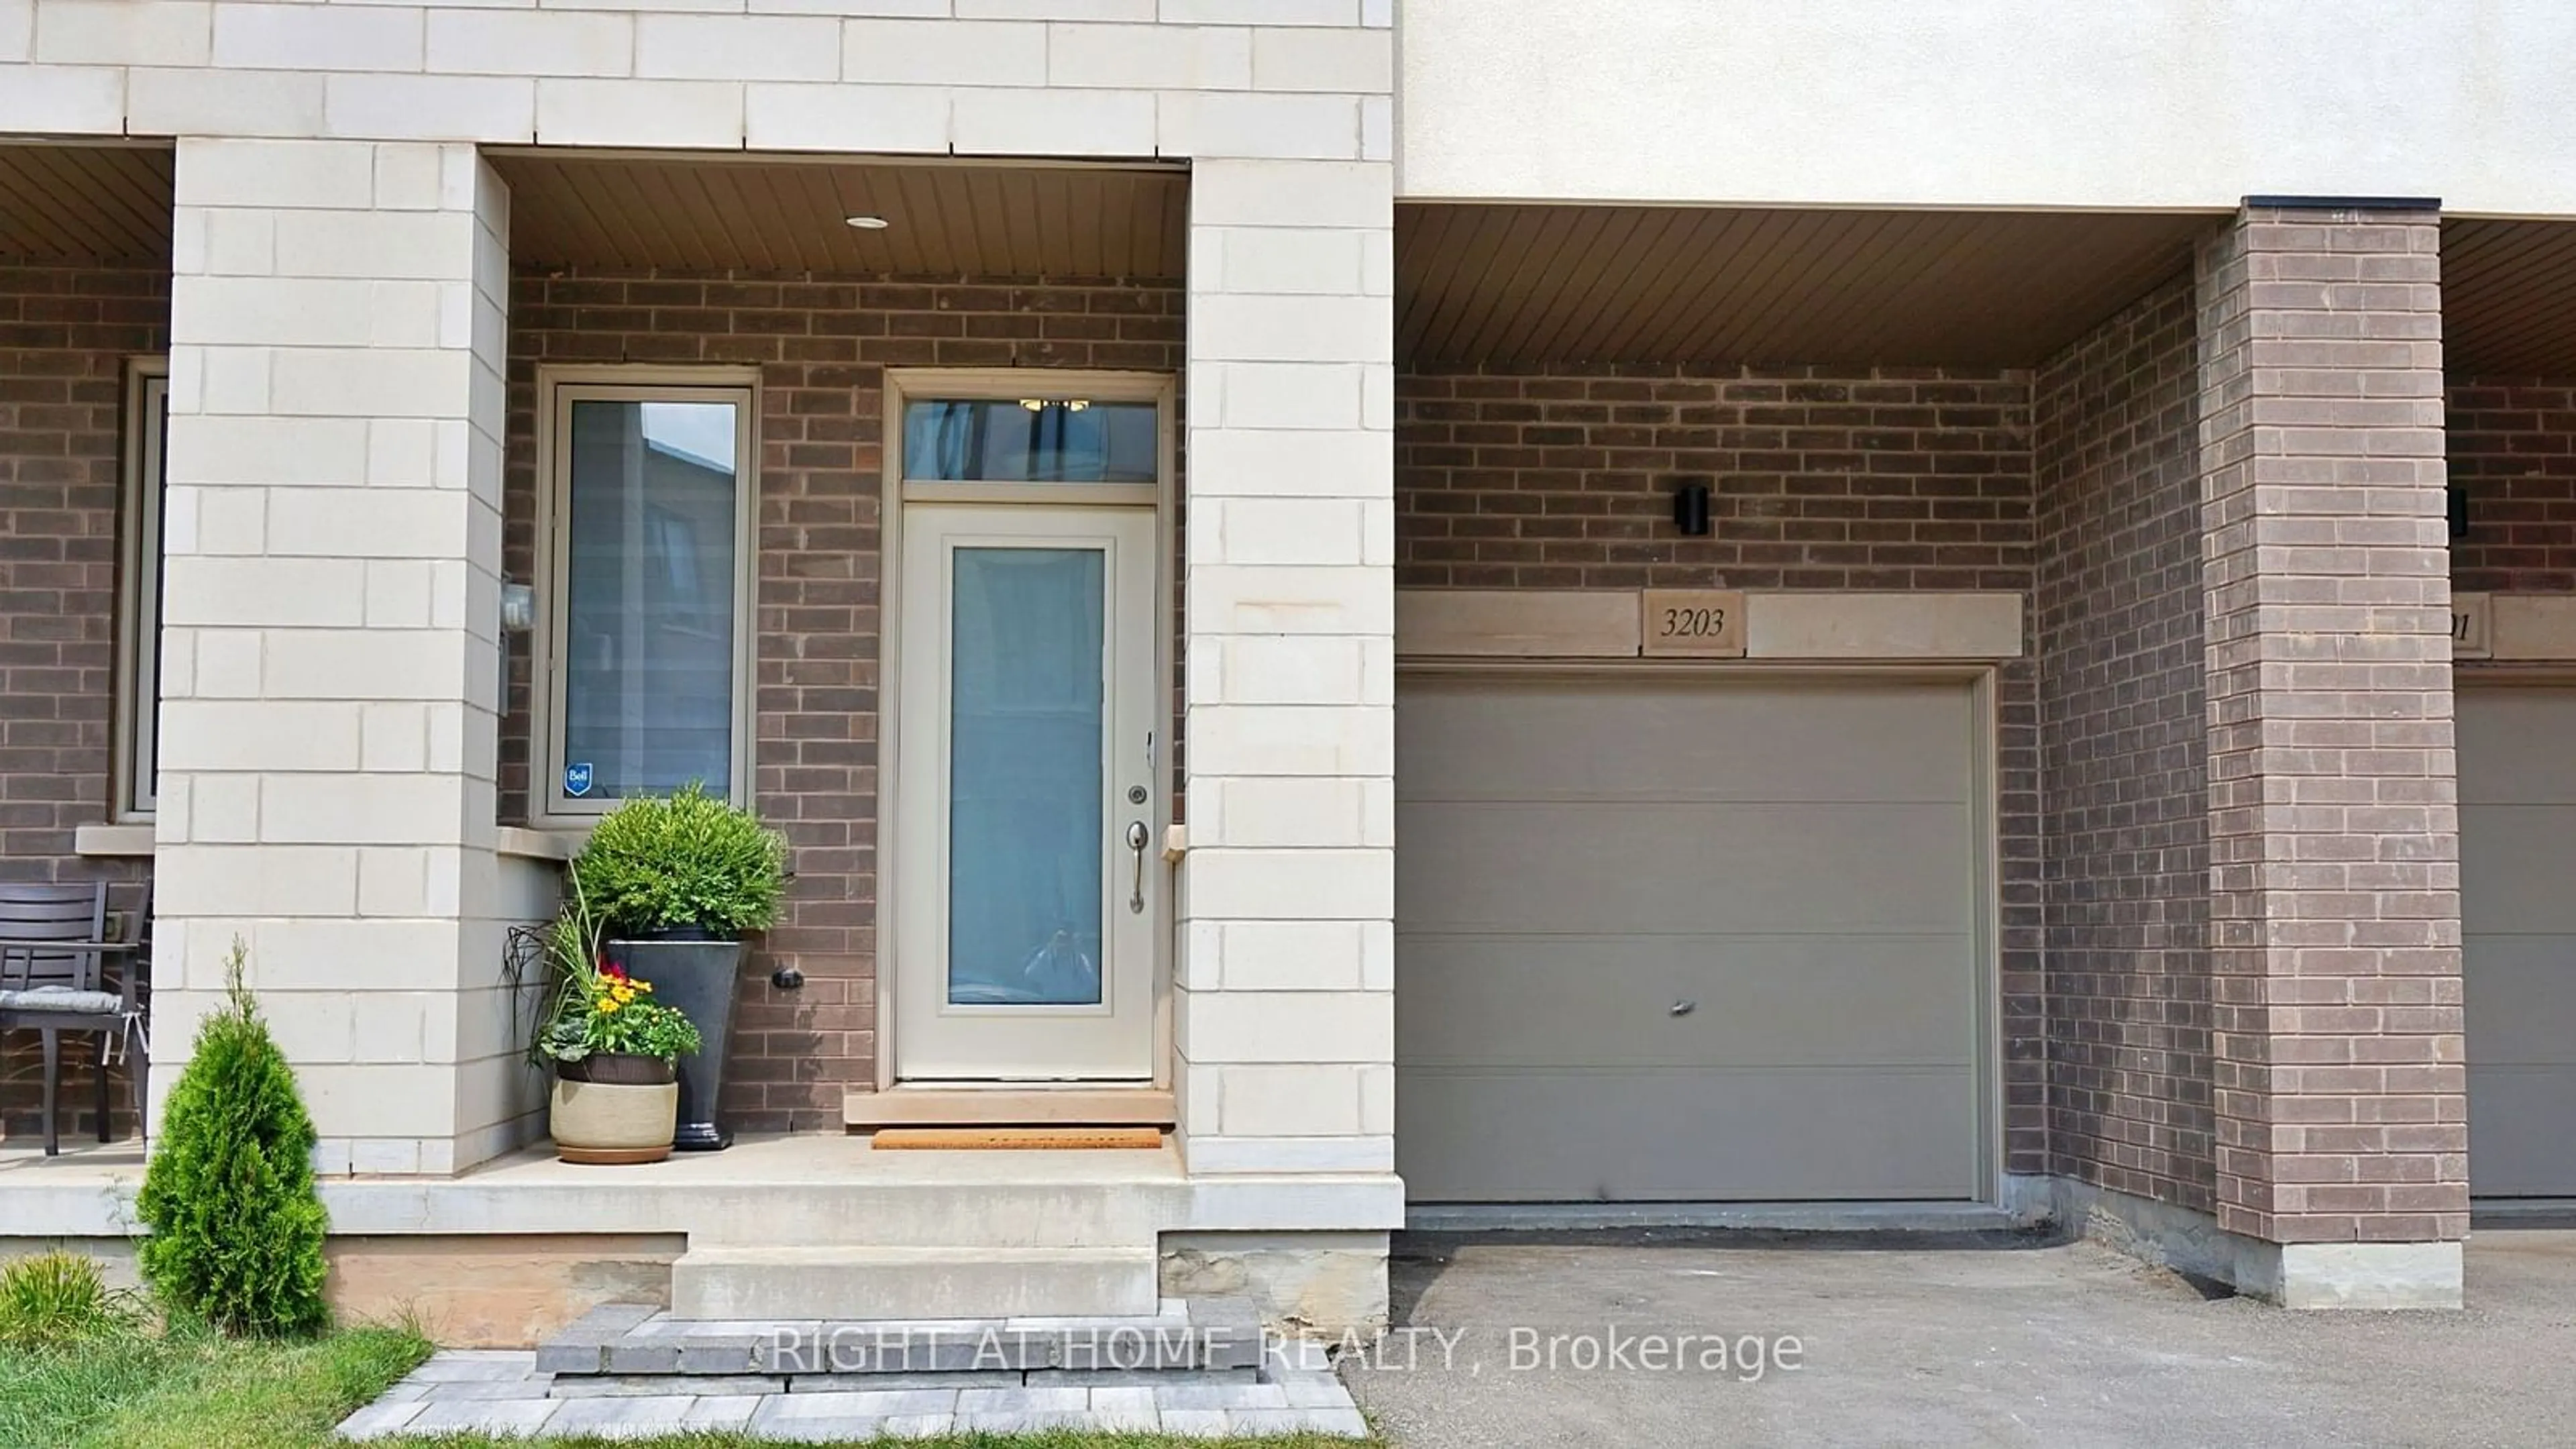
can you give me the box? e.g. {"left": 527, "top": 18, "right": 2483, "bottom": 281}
{"left": 528, "top": 890, "right": 704, "bottom": 1165}
{"left": 570, "top": 782, "right": 789, "bottom": 1152}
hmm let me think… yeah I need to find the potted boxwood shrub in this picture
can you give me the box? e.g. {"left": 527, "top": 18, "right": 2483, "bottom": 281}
{"left": 531, "top": 892, "right": 704, "bottom": 1165}
{"left": 571, "top": 782, "right": 789, "bottom": 1152}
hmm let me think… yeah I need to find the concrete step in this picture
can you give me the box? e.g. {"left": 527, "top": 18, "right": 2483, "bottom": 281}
{"left": 672, "top": 1245, "right": 1161, "bottom": 1322}
{"left": 539, "top": 1299, "right": 1271, "bottom": 1381}
{"left": 675, "top": 1177, "right": 1181, "bottom": 1251}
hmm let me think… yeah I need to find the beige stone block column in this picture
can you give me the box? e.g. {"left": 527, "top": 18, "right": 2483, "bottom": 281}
{"left": 1177, "top": 154, "right": 1396, "bottom": 1179}
{"left": 2196, "top": 202, "right": 2466, "bottom": 1305}
{"left": 156, "top": 138, "right": 519, "bottom": 1175}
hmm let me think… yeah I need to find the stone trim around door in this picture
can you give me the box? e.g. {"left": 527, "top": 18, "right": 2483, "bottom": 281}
{"left": 1395, "top": 589, "right": 2025, "bottom": 661}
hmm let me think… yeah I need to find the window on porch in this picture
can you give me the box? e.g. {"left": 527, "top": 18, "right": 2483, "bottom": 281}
{"left": 114, "top": 360, "right": 167, "bottom": 822}
{"left": 535, "top": 372, "right": 757, "bottom": 820}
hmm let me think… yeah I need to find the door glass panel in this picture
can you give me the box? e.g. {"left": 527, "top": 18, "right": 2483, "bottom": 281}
{"left": 947, "top": 546, "right": 1107, "bottom": 1006}
{"left": 561, "top": 398, "right": 740, "bottom": 800}
{"left": 904, "top": 399, "right": 1157, "bottom": 483}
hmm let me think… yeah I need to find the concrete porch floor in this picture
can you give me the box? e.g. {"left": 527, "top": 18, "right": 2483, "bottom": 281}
{"left": 0, "top": 1130, "right": 1183, "bottom": 1189}
{"left": 1, "top": 1131, "right": 1191, "bottom": 1236}
{"left": 1348, "top": 1229, "right": 2576, "bottom": 1448}
{"left": 0, "top": 1134, "right": 146, "bottom": 1174}
{"left": 449, "top": 1132, "right": 1187, "bottom": 1186}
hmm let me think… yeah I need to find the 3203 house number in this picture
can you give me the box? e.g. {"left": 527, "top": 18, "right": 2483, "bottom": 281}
{"left": 1660, "top": 606, "right": 1729, "bottom": 639}
{"left": 1639, "top": 589, "right": 1746, "bottom": 657}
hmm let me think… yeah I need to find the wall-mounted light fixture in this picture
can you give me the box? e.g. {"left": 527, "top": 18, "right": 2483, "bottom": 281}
{"left": 1672, "top": 478, "right": 1713, "bottom": 537}
{"left": 497, "top": 582, "right": 535, "bottom": 722}
{"left": 2448, "top": 482, "right": 2471, "bottom": 540}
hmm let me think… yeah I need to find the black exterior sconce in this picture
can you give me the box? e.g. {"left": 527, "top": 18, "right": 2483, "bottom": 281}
{"left": 2447, "top": 483, "right": 2470, "bottom": 540}
{"left": 1672, "top": 478, "right": 1713, "bottom": 537}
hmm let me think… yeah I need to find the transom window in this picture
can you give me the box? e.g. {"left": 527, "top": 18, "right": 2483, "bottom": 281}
{"left": 535, "top": 372, "right": 756, "bottom": 820}
{"left": 890, "top": 374, "right": 1171, "bottom": 511}
{"left": 900, "top": 398, "right": 1157, "bottom": 484}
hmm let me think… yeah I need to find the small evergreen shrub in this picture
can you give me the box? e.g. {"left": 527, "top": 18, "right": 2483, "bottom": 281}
{"left": 134, "top": 943, "right": 330, "bottom": 1338}
{"left": 0, "top": 1250, "right": 140, "bottom": 1352}
{"left": 569, "top": 782, "right": 790, "bottom": 938}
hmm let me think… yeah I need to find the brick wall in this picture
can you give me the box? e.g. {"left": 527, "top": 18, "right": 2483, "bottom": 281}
{"left": 2196, "top": 209, "right": 2466, "bottom": 1246}
{"left": 1394, "top": 368, "right": 2033, "bottom": 591}
{"left": 2032, "top": 273, "right": 2216, "bottom": 1212}
{"left": 0, "top": 264, "right": 165, "bottom": 1141}
{"left": 1392, "top": 364, "right": 2049, "bottom": 1173}
{"left": 504, "top": 267, "right": 1183, "bottom": 1131}
{"left": 2447, "top": 378, "right": 2576, "bottom": 593}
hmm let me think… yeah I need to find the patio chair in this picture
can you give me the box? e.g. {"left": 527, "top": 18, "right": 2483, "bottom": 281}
{"left": 0, "top": 881, "right": 151, "bottom": 1156}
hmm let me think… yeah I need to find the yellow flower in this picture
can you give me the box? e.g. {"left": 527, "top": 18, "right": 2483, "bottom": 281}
{"left": 598, "top": 997, "right": 622, "bottom": 1014}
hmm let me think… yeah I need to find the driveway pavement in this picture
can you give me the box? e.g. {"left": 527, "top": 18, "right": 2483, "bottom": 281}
{"left": 1344, "top": 1228, "right": 2576, "bottom": 1448}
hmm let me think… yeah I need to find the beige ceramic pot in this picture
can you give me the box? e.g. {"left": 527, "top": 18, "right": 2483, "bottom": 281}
{"left": 549, "top": 1053, "right": 678, "bottom": 1165}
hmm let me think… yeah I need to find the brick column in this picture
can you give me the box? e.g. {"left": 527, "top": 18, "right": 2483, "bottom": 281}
{"left": 1177, "top": 156, "right": 1396, "bottom": 1178}
{"left": 2195, "top": 202, "right": 2467, "bottom": 1307}
{"left": 158, "top": 138, "right": 518, "bottom": 1175}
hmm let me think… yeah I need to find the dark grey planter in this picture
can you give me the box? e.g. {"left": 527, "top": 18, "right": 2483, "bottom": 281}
{"left": 603, "top": 935, "right": 744, "bottom": 1152}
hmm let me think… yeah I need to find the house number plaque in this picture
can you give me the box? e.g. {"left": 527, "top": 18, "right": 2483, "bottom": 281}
{"left": 1640, "top": 590, "right": 1747, "bottom": 658}
{"left": 2452, "top": 592, "right": 2492, "bottom": 661}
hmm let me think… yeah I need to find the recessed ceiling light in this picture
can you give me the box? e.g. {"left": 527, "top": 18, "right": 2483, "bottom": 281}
{"left": 844, "top": 214, "right": 890, "bottom": 230}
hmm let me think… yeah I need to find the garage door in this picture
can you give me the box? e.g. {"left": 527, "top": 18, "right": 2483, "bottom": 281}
{"left": 1395, "top": 674, "right": 1984, "bottom": 1202}
{"left": 2459, "top": 685, "right": 2576, "bottom": 1197}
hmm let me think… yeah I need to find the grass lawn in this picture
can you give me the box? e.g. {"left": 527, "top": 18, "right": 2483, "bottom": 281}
{"left": 0, "top": 1324, "right": 1380, "bottom": 1449}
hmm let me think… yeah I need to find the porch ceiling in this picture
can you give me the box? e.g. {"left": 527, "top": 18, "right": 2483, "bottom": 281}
{"left": 1396, "top": 203, "right": 2219, "bottom": 370}
{"left": 0, "top": 144, "right": 172, "bottom": 266}
{"left": 491, "top": 154, "right": 1187, "bottom": 280}
{"left": 2445, "top": 219, "right": 2576, "bottom": 377}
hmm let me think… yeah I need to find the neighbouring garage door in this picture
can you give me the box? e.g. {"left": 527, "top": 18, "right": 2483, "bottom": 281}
{"left": 2459, "top": 685, "right": 2576, "bottom": 1197}
{"left": 1395, "top": 674, "right": 1984, "bottom": 1202}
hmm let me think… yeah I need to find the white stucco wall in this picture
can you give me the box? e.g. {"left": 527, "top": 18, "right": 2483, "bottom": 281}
{"left": 1396, "top": 0, "right": 2576, "bottom": 217}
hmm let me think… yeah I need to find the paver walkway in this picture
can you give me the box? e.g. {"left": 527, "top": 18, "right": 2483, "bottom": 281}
{"left": 336, "top": 1348, "right": 1369, "bottom": 1440}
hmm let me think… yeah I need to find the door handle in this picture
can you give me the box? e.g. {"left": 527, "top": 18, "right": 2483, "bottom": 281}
{"left": 1126, "top": 820, "right": 1149, "bottom": 914}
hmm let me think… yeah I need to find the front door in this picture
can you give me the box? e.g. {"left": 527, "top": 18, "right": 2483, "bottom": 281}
{"left": 894, "top": 504, "right": 1159, "bottom": 1080}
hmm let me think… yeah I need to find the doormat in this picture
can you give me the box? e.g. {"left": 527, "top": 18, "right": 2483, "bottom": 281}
{"left": 871, "top": 1126, "right": 1166, "bottom": 1150}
